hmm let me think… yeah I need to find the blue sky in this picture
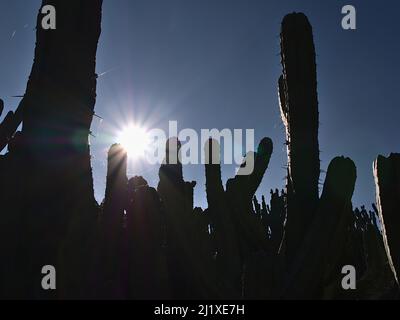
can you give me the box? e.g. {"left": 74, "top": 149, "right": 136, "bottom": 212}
{"left": 1, "top": 0, "right": 399, "bottom": 209}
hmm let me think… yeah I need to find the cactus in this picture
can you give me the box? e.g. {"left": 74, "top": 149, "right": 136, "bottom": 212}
{"left": 0, "top": 0, "right": 103, "bottom": 299}
{"left": 373, "top": 153, "right": 400, "bottom": 285}
{"left": 126, "top": 182, "right": 169, "bottom": 299}
{"left": 225, "top": 137, "right": 273, "bottom": 254}
{"left": 103, "top": 144, "right": 128, "bottom": 221}
{"left": 354, "top": 217, "right": 397, "bottom": 299}
{"left": 282, "top": 157, "right": 356, "bottom": 299}
{"left": 157, "top": 138, "right": 202, "bottom": 298}
{"left": 279, "top": 13, "right": 320, "bottom": 263}
{"left": 204, "top": 137, "right": 273, "bottom": 297}
{"left": 266, "top": 189, "right": 286, "bottom": 254}
{"left": 97, "top": 144, "right": 127, "bottom": 298}
{"left": 275, "top": 13, "right": 391, "bottom": 300}
{"left": 0, "top": 3, "right": 399, "bottom": 300}
{"left": 204, "top": 139, "right": 242, "bottom": 298}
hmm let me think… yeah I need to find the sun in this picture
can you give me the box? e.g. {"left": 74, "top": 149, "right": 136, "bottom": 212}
{"left": 116, "top": 124, "right": 151, "bottom": 159}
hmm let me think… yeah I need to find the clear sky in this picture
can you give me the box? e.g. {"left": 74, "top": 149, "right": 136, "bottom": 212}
{"left": 1, "top": 0, "right": 399, "bottom": 209}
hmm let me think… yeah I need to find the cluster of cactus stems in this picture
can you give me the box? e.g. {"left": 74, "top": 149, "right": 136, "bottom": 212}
{"left": 0, "top": 1, "right": 399, "bottom": 299}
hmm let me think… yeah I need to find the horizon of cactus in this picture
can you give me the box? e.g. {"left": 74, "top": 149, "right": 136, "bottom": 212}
{"left": 0, "top": 1, "right": 399, "bottom": 300}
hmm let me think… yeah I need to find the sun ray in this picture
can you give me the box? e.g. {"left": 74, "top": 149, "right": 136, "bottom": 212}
{"left": 117, "top": 124, "right": 150, "bottom": 159}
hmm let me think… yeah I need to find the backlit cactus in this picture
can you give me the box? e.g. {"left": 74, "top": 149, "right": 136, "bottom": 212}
{"left": 373, "top": 153, "right": 400, "bottom": 285}
{"left": 279, "top": 13, "right": 320, "bottom": 263}
{"left": 0, "top": 3, "right": 398, "bottom": 300}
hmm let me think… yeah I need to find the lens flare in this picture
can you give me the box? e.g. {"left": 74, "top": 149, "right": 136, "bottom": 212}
{"left": 117, "top": 124, "right": 150, "bottom": 159}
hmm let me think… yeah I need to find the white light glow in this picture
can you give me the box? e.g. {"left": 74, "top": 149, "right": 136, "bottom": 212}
{"left": 117, "top": 124, "right": 150, "bottom": 159}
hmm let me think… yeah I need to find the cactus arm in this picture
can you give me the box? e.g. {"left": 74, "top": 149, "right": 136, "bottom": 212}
{"left": 282, "top": 157, "right": 356, "bottom": 299}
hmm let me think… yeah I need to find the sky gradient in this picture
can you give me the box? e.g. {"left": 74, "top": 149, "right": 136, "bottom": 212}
{"left": 1, "top": 0, "right": 399, "bottom": 209}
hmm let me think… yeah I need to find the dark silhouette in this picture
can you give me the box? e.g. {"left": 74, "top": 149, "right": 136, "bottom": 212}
{"left": 279, "top": 13, "right": 320, "bottom": 265}
{"left": 374, "top": 154, "right": 400, "bottom": 286}
{"left": 0, "top": 1, "right": 398, "bottom": 299}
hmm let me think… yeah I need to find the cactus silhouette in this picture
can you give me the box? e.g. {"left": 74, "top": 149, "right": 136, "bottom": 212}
{"left": 0, "top": 2, "right": 398, "bottom": 300}
{"left": 374, "top": 154, "right": 400, "bottom": 286}
{"left": 279, "top": 13, "right": 320, "bottom": 264}
{"left": 204, "top": 137, "right": 273, "bottom": 298}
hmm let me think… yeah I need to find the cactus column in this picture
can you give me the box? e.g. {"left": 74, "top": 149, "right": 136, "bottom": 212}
{"left": 157, "top": 138, "right": 199, "bottom": 298}
{"left": 279, "top": 13, "right": 320, "bottom": 263}
{"left": 15, "top": 0, "right": 102, "bottom": 299}
{"left": 373, "top": 153, "right": 400, "bottom": 284}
